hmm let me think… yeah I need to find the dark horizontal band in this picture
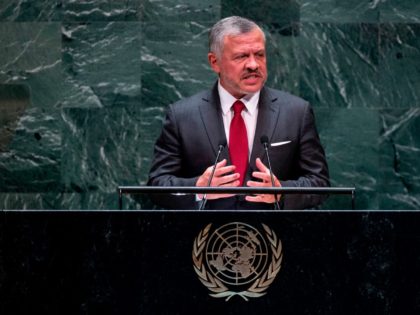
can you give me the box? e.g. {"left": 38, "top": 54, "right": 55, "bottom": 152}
{"left": 117, "top": 186, "right": 355, "bottom": 195}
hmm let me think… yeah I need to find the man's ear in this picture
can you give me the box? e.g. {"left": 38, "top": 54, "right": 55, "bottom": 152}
{"left": 208, "top": 52, "right": 220, "bottom": 74}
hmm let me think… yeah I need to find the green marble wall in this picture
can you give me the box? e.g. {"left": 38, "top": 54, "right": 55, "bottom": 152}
{"left": 0, "top": 1, "right": 419, "bottom": 210}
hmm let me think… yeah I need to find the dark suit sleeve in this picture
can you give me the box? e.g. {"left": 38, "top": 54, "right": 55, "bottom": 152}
{"left": 280, "top": 103, "right": 330, "bottom": 209}
{"left": 147, "top": 105, "right": 198, "bottom": 209}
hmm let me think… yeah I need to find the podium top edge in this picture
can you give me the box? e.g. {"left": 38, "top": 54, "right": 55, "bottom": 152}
{"left": 117, "top": 186, "right": 356, "bottom": 195}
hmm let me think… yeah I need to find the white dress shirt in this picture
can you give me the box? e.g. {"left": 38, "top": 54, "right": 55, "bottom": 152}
{"left": 218, "top": 81, "right": 260, "bottom": 158}
{"left": 196, "top": 83, "right": 261, "bottom": 202}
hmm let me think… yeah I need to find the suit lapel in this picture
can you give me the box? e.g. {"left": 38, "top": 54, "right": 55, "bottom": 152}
{"left": 198, "top": 84, "right": 230, "bottom": 162}
{"left": 248, "top": 87, "right": 281, "bottom": 178}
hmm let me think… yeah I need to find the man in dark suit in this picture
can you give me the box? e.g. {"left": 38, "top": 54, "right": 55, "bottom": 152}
{"left": 148, "top": 16, "right": 329, "bottom": 210}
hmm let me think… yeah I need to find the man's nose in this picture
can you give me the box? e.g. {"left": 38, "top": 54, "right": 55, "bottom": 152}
{"left": 245, "top": 55, "right": 258, "bottom": 70}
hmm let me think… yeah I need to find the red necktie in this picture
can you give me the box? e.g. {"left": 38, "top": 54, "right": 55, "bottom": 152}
{"left": 229, "top": 100, "right": 248, "bottom": 186}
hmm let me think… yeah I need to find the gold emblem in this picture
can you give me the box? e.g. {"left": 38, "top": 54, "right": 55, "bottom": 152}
{"left": 192, "top": 222, "right": 283, "bottom": 301}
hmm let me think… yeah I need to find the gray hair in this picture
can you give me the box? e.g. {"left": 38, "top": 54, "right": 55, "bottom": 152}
{"left": 209, "top": 16, "right": 265, "bottom": 57}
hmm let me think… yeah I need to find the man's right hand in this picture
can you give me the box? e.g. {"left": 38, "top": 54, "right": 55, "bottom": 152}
{"left": 196, "top": 159, "right": 240, "bottom": 199}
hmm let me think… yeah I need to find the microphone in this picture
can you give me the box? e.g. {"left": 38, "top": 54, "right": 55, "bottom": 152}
{"left": 199, "top": 141, "right": 226, "bottom": 210}
{"left": 260, "top": 135, "right": 281, "bottom": 210}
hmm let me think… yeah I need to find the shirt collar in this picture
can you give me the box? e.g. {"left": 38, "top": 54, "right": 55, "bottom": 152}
{"left": 218, "top": 81, "right": 260, "bottom": 116}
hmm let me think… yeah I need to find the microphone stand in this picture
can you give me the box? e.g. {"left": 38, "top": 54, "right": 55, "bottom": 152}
{"left": 261, "top": 137, "right": 281, "bottom": 210}
{"left": 199, "top": 144, "right": 225, "bottom": 210}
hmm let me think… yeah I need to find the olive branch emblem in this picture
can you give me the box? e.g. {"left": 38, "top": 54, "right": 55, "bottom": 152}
{"left": 192, "top": 223, "right": 283, "bottom": 301}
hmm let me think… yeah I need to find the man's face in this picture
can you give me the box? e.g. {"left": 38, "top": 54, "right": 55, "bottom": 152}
{"left": 208, "top": 28, "right": 267, "bottom": 99}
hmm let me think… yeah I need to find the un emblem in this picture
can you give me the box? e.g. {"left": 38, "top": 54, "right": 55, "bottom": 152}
{"left": 192, "top": 222, "right": 283, "bottom": 301}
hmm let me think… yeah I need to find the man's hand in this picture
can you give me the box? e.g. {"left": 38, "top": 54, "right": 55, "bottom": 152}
{"left": 246, "top": 158, "right": 281, "bottom": 203}
{"left": 196, "top": 159, "right": 240, "bottom": 199}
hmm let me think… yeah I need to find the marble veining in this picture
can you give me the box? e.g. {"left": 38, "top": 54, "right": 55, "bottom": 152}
{"left": 0, "top": 0, "right": 419, "bottom": 209}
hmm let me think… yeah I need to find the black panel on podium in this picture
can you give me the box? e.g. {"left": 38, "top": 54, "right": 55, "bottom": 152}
{"left": 1, "top": 209, "right": 420, "bottom": 315}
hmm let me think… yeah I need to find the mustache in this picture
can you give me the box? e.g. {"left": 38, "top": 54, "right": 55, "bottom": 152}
{"left": 242, "top": 70, "right": 263, "bottom": 78}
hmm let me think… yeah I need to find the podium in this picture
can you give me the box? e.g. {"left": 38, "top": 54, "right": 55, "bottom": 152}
{"left": 117, "top": 186, "right": 357, "bottom": 210}
{"left": 1, "top": 209, "right": 420, "bottom": 314}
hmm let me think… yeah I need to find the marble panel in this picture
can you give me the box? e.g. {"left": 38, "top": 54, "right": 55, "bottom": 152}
{"left": 62, "top": 22, "right": 142, "bottom": 108}
{"left": 0, "top": 22, "right": 60, "bottom": 72}
{"left": 57, "top": 192, "right": 145, "bottom": 210}
{"left": 0, "top": 0, "right": 221, "bottom": 23}
{"left": 0, "top": 193, "right": 67, "bottom": 210}
{"left": 300, "top": 0, "right": 380, "bottom": 23}
{"left": 141, "top": 20, "right": 215, "bottom": 108}
{"left": 143, "top": 0, "right": 220, "bottom": 22}
{"left": 0, "top": 0, "right": 62, "bottom": 21}
{"left": 63, "top": 0, "right": 142, "bottom": 21}
{"left": 61, "top": 107, "right": 145, "bottom": 196}
{"left": 315, "top": 108, "right": 379, "bottom": 209}
{"left": 137, "top": 106, "right": 164, "bottom": 184}
{"left": 0, "top": 192, "right": 145, "bottom": 210}
{"left": 379, "top": 0, "right": 420, "bottom": 22}
{"left": 297, "top": 23, "right": 380, "bottom": 108}
{"left": 0, "top": 22, "right": 63, "bottom": 194}
{"left": 379, "top": 23, "right": 420, "bottom": 108}
{"left": 0, "top": 22, "right": 62, "bottom": 93}
{"left": 265, "top": 29, "right": 300, "bottom": 95}
{"left": 0, "top": 107, "right": 62, "bottom": 192}
{"left": 0, "top": 84, "right": 30, "bottom": 152}
{"left": 0, "top": 21, "right": 72, "bottom": 116}
{"left": 221, "top": 0, "right": 299, "bottom": 34}
{"left": 379, "top": 109, "right": 420, "bottom": 209}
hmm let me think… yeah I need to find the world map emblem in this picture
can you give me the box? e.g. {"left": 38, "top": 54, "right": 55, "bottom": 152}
{"left": 192, "top": 222, "right": 283, "bottom": 301}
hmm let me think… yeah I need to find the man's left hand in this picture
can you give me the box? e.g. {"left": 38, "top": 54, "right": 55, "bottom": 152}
{"left": 245, "top": 158, "right": 281, "bottom": 203}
